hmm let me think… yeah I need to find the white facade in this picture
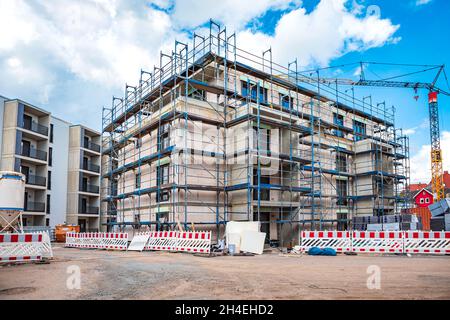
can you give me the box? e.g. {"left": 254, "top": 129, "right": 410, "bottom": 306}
{"left": 48, "top": 116, "right": 70, "bottom": 227}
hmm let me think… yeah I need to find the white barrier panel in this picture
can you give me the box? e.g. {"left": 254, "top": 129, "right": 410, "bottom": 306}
{"left": 0, "top": 233, "right": 43, "bottom": 263}
{"left": 128, "top": 232, "right": 151, "bottom": 252}
{"left": 144, "top": 231, "right": 178, "bottom": 251}
{"left": 352, "top": 231, "right": 404, "bottom": 254}
{"left": 404, "top": 231, "right": 450, "bottom": 255}
{"left": 176, "top": 231, "right": 212, "bottom": 254}
{"left": 33, "top": 231, "right": 53, "bottom": 259}
{"left": 300, "top": 231, "right": 351, "bottom": 253}
{"left": 65, "top": 232, "right": 128, "bottom": 251}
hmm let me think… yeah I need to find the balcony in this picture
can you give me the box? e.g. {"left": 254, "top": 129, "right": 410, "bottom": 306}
{"left": 80, "top": 184, "right": 100, "bottom": 194}
{"left": 84, "top": 141, "right": 101, "bottom": 153}
{"left": 82, "top": 161, "right": 100, "bottom": 173}
{"left": 79, "top": 206, "right": 99, "bottom": 215}
{"left": 25, "top": 174, "right": 46, "bottom": 187}
{"left": 25, "top": 202, "right": 46, "bottom": 213}
{"left": 22, "top": 120, "right": 49, "bottom": 136}
{"left": 20, "top": 147, "right": 47, "bottom": 162}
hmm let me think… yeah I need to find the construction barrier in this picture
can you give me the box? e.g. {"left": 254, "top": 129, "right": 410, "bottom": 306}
{"left": 352, "top": 231, "right": 404, "bottom": 254}
{"left": 404, "top": 231, "right": 450, "bottom": 255}
{"left": 0, "top": 233, "right": 43, "bottom": 263}
{"left": 32, "top": 231, "right": 53, "bottom": 259}
{"left": 300, "top": 231, "right": 351, "bottom": 253}
{"left": 176, "top": 231, "right": 212, "bottom": 254}
{"left": 299, "top": 231, "right": 450, "bottom": 255}
{"left": 65, "top": 232, "right": 128, "bottom": 251}
{"left": 144, "top": 231, "right": 178, "bottom": 251}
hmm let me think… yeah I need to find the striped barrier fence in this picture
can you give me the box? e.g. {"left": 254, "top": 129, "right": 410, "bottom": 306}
{"left": 176, "top": 231, "right": 211, "bottom": 254}
{"left": 300, "top": 231, "right": 351, "bottom": 253}
{"left": 0, "top": 233, "right": 43, "bottom": 263}
{"left": 65, "top": 232, "right": 128, "bottom": 251}
{"left": 144, "top": 231, "right": 178, "bottom": 251}
{"left": 352, "top": 231, "right": 404, "bottom": 254}
{"left": 403, "top": 231, "right": 450, "bottom": 255}
{"left": 102, "top": 233, "right": 128, "bottom": 251}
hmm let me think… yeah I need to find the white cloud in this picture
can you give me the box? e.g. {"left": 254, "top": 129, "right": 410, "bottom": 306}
{"left": 410, "top": 131, "right": 450, "bottom": 183}
{"left": 236, "top": 0, "right": 400, "bottom": 68}
{"left": 160, "top": 0, "right": 302, "bottom": 30}
{"left": 416, "top": 0, "right": 432, "bottom": 6}
{"left": 0, "top": 0, "right": 400, "bottom": 130}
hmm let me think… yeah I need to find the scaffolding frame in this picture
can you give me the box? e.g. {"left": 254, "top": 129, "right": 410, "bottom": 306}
{"left": 100, "top": 20, "right": 410, "bottom": 243}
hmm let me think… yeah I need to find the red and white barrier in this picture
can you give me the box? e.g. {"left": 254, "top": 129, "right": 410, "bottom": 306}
{"left": 65, "top": 232, "right": 128, "bottom": 251}
{"left": 404, "top": 231, "right": 450, "bottom": 255}
{"left": 0, "top": 233, "right": 43, "bottom": 263}
{"left": 144, "top": 231, "right": 178, "bottom": 251}
{"left": 352, "top": 231, "right": 404, "bottom": 254}
{"left": 300, "top": 231, "right": 351, "bottom": 253}
{"left": 176, "top": 231, "right": 211, "bottom": 254}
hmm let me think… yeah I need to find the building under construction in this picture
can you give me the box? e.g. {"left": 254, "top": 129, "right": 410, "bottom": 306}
{"left": 101, "top": 22, "right": 410, "bottom": 245}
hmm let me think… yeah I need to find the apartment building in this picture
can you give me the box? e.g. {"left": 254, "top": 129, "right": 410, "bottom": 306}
{"left": 66, "top": 125, "right": 102, "bottom": 232}
{"left": 101, "top": 26, "right": 409, "bottom": 244}
{"left": 0, "top": 97, "right": 101, "bottom": 231}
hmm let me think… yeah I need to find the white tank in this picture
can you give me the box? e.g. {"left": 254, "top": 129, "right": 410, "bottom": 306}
{"left": 0, "top": 171, "right": 25, "bottom": 231}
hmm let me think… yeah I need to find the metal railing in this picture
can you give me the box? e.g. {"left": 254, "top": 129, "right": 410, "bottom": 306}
{"left": 79, "top": 206, "right": 99, "bottom": 215}
{"left": 25, "top": 174, "right": 46, "bottom": 187}
{"left": 84, "top": 141, "right": 101, "bottom": 153}
{"left": 82, "top": 162, "right": 100, "bottom": 173}
{"left": 20, "top": 147, "right": 47, "bottom": 161}
{"left": 80, "top": 184, "right": 100, "bottom": 194}
{"left": 25, "top": 202, "right": 46, "bottom": 212}
{"left": 22, "top": 120, "right": 49, "bottom": 136}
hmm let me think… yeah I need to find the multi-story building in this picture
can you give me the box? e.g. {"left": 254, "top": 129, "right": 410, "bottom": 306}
{"left": 66, "top": 125, "right": 102, "bottom": 232}
{"left": 101, "top": 24, "right": 410, "bottom": 244}
{"left": 0, "top": 97, "right": 101, "bottom": 231}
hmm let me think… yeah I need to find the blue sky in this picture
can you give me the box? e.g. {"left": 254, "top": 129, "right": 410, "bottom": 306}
{"left": 0, "top": 0, "right": 448, "bottom": 182}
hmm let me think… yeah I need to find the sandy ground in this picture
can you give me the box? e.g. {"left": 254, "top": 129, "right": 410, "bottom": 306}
{"left": 1, "top": 244, "right": 450, "bottom": 300}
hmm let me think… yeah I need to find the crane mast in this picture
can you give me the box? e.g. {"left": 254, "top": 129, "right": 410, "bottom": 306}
{"left": 428, "top": 92, "right": 445, "bottom": 200}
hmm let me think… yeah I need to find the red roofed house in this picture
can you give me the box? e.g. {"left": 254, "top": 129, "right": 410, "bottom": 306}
{"left": 410, "top": 171, "right": 450, "bottom": 208}
{"left": 413, "top": 188, "right": 434, "bottom": 208}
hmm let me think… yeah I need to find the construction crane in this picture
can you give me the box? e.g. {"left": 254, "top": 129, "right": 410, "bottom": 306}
{"left": 287, "top": 62, "right": 450, "bottom": 201}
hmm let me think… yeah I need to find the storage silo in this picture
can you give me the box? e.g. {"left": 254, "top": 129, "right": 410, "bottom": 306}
{"left": 0, "top": 171, "right": 26, "bottom": 233}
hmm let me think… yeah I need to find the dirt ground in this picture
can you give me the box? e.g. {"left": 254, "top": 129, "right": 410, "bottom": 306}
{"left": 1, "top": 244, "right": 450, "bottom": 300}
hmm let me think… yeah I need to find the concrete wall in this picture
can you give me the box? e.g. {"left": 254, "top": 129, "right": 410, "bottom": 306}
{"left": 0, "top": 96, "right": 5, "bottom": 154}
{"left": 48, "top": 116, "right": 70, "bottom": 227}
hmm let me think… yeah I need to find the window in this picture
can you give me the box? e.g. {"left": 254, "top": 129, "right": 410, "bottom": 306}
{"left": 135, "top": 172, "right": 141, "bottom": 189}
{"left": 333, "top": 113, "right": 345, "bottom": 138}
{"left": 336, "top": 153, "right": 347, "bottom": 173}
{"left": 353, "top": 120, "right": 366, "bottom": 142}
{"left": 253, "top": 169, "right": 270, "bottom": 201}
{"left": 156, "top": 165, "right": 170, "bottom": 203}
{"left": 50, "top": 124, "right": 54, "bottom": 143}
{"left": 48, "top": 147, "right": 53, "bottom": 167}
{"left": 336, "top": 180, "right": 348, "bottom": 206}
{"left": 425, "top": 198, "right": 430, "bottom": 204}
{"left": 157, "top": 190, "right": 170, "bottom": 203}
{"left": 47, "top": 171, "right": 52, "bottom": 190}
{"left": 252, "top": 126, "right": 271, "bottom": 154}
{"left": 46, "top": 194, "right": 51, "bottom": 214}
{"left": 158, "top": 124, "right": 170, "bottom": 152}
{"left": 135, "top": 138, "right": 142, "bottom": 149}
{"left": 241, "top": 81, "right": 267, "bottom": 104}
{"left": 157, "top": 164, "right": 170, "bottom": 186}
{"left": 280, "top": 94, "right": 294, "bottom": 109}
{"left": 420, "top": 198, "right": 425, "bottom": 204}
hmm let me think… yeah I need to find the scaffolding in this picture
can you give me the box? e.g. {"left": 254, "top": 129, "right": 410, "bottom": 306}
{"left": 100, "top": 21, "right": 410, "bottom": 244}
